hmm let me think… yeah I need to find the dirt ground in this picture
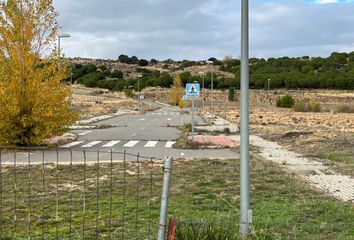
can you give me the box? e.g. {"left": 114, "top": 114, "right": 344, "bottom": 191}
{"left": 145, "top": 87, "right": 354, "bottom": 176}
{"left": 71, "top": 85, "right": 156, "bottom": 120}
{"left": 221, "top": 89, "right": 354, "bottom": 177}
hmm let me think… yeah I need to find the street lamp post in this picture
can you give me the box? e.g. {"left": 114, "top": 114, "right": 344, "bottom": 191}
{"left": 268, "top": 78, "right": 271, "bottom": 106}
{"left": 138, "top": 74, "right": 143, "bottom": 111}
{"left": 206, "top": 61, "right": 214, "bottom": 118}
{"left": 70, "top": 72, "right": 74, "bottom": 108}
{"left": 58, "top": 33, "right": 71, "bottom": 68}
{"left": 198, "top": 71, "right": 205, "bottom": 113}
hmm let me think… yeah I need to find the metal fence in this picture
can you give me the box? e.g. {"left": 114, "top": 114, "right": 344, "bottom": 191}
{"left": 0, "top": 147, "right": 165, "bottom": 239}
{"left": 0, "top": 147, "right": 353, "bottom": 239}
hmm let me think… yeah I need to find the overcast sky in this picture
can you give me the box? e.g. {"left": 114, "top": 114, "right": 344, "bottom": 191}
{"left": 53, "top": 0, "right": 354, "bottom": 60}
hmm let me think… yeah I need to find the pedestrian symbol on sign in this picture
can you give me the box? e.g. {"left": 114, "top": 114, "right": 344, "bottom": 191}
{"left": 189, "top": 85, "right": 198, "bottom": 94}
{"left": 186, "top": 83, "right": 200, "bottom": 97}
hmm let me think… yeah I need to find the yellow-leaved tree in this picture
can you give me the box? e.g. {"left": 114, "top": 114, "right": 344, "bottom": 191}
{"left": 0, "top": 0, "right": 77, "bottom": 146}
{"left": 168, "top": 75, "right": 185, "bottom": 107}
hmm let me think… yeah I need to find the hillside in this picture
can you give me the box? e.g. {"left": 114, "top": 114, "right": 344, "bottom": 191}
{"left": 68, "top": 52, "right": 354, "bottom": 92}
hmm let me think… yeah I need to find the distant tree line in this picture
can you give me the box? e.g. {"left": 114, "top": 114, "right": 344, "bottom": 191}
{"left": 71, "top": 52, "right": 354, "bottom": 91}
{"left": 210, "top": 52, "right": 354, "bottom": 89}
{"left": 118, "top": 54, "right": 154, "bottom": 66}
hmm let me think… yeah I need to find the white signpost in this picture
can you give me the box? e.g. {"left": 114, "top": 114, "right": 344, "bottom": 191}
{"left": 186, "top": 83, "right": 200, "bottom": 142}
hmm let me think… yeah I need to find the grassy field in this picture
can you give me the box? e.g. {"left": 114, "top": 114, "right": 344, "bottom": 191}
{"left": 0, "top": 154, "right": 353, "bottom": 239}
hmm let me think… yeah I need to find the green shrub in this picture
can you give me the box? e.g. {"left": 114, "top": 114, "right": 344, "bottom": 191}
{"left": 276, "top": 95, "right": 295, "bottom": 108}
{"left": 224, "top": 127, "right": 231, "bottom": 134}
{"left": 334, "top": 104, "right": 354, "bottom": 113}
{"left": 228, "top": 87, "right": 235, "bottom": 101}
{"left": 292, "top": 98, "right": 322, "bottom": 112}
{"left": 123, "top": 89, "right": 135, "bottom": 98}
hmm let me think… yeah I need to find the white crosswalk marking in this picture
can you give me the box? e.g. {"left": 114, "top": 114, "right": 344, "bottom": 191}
{"left": 123, "top": 140, "right": 140, "bottom": 147}
{"left": 144, "top": 141, "right": 158, "bottom": 147}
{"left": 164, "top": 113, "right": 168, "bottom": 115}
{"left": 165, "top": 141, "right": 176, "bottom": 148}
{"left": 81, "top": 141, "right": 102, "bottom": 148}
{"left": 62, "top": 140, "right": 178, "bottom": 148}
{"left": 102, "top": 141, "right": 121, "bottom": 148}
{"left": 158, "top": 113, "right": 162, "bottom": 115}
{"left": 78, "top": 130, "right": 92, "bottom": 136}
{"left": 62, "top": 141, "right": 84, "bottom": 148}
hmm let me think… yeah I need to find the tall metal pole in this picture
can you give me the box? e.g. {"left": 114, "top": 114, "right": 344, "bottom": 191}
{"left": 58, "top": 36, "right": 61, "bottom": 68}
{"left": 240, "top": 0, "right": 251, "bottom": 236}
{"left": 202, "top": 74, "right": 205, "bottom": 112}
{"left": 138, "top": 77, "right": 140, "bottom": 111}
{"left": 138, "top": 75, "right": 142, "bottom": 111}
{"left": 211, "top": 66, "right": 214, "bottom": 118}
{"left": 268, "top": 78, "right": 270, "bottom": 106}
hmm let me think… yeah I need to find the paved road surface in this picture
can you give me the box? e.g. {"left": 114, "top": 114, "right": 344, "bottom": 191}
{"left": 0, "top": 104, "right": 238, "bottom": 164}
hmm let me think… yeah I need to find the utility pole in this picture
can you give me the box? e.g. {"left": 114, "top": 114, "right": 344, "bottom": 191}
{"left": 138, "top": 75, "right": 142, "bottom": 111}
{"left": 198, "top": 71, "right": 205, "bottom": 114}
{"left": 268, "top": 78, "right": 271, "bottom": 107}
{"left": 206, "top": 61, "right": 214, "bottom": 118}
{"left": 240, "top": 0, "right": 251, "bottom": 236}
{"left": 211, "top": 65, "right": 214, "bottom": 118}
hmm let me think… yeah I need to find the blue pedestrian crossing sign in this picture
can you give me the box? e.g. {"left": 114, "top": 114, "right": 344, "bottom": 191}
{"left": 186, "top": 83, "right": 200, "bottom": 97}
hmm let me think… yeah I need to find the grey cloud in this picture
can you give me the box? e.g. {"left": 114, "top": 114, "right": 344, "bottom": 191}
{"left": 54, "top": 0, "right": 354, "bottom": 60}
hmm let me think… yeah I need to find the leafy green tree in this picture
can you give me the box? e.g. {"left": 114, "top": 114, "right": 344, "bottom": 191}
{"left": 111, "top": 70, "right": 124, "bottom": 79}
{"left": 138, "top": 59, "right": 149, "bottom": 66}
{"left": 118, "top": 54, "right": 129, "bottom": 63}
{"left": 150, "top": 59, "right": 158, "bottom": 65}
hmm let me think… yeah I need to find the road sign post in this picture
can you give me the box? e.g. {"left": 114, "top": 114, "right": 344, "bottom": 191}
{"left": 192, "top": 98, "right": 195, "bottom": 142}
{"left": 186, "top": 83, "right": 200, "bottom": 143}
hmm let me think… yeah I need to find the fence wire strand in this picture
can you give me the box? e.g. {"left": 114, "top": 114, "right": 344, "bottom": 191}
{"left": 0, "top": 147, "right": 162, "bottom": 239}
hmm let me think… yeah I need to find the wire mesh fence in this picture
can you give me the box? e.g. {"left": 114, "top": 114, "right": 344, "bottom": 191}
{"left": 0, "top": 147, "right": 353, "bottom": 239}
{"left": 0, "top": 147, "right": 165, "bottom": 239}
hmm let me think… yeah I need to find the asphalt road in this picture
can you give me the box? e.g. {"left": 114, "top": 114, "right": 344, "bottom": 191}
{"left": 0, "top": 104, "right": 239, "bottom": 164}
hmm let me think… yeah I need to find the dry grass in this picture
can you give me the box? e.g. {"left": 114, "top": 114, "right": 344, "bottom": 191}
{"left": 71, "top": 85, "right": 156, "bottom": 120}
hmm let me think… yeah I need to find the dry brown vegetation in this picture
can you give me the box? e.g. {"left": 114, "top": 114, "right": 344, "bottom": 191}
{"left": 72, "top": 85, "right": 156, "bottom": 120}
{"left": 145, "top": 87, "right": 354, "bottom": 175}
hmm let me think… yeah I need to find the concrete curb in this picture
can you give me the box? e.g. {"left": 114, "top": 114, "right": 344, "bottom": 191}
{"left": 75, "top": 111, "right": 129, "bottom": 125}
{"left": 155, "top": 101, "right": 172, "bottom": 107}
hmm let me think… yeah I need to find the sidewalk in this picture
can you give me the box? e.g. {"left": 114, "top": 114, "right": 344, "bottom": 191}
{"left": 232, "top": 135, "right": 354, "bottom": 203}
{"left": 198, "top": 111, "right": 354, "bottom": 203}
